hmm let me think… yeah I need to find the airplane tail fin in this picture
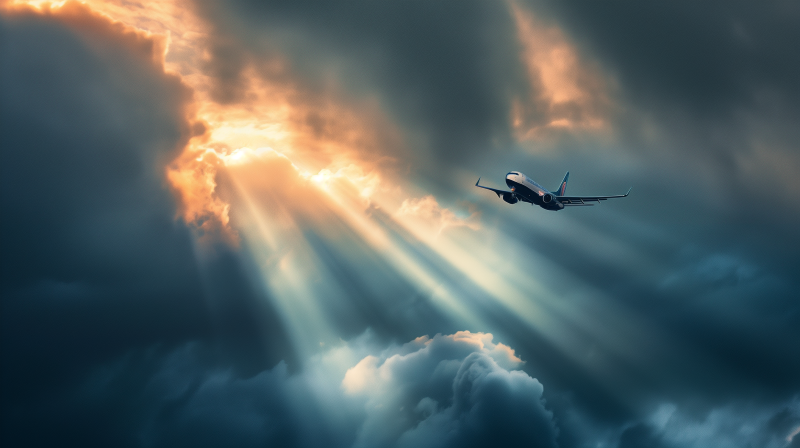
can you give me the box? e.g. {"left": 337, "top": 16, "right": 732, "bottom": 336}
{"left": 556, "top": 172, "right": 569, "bottom": 196}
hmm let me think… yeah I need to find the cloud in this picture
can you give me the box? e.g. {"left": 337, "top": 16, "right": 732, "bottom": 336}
{"left": 0, "top": 5, "right": 289, "bottom": 445}
{"left": 0, "top": 1, "right": 195, "bottom": 299}
{"left": 616, "top": 423, "right": 668, "bottom": 448}
{"left": 189, "top": 0, "right": 528, "bottom": 173}
{"left": 509, "top": 1, "right": 611, "bottom": 139}
{"left": 340, "top": 332, "right": 558, "bottom": 448}
{"left": 648, "top": 400, "right": 800, "bottom": 448}
{"left": 661, "top": 253, "right": 758, "bottom": 292}
{"left": 60, "top": 332, "right": 554, "bottom": 448}
{"left": 553, "top": 399, "right": 800, "bottom": 448}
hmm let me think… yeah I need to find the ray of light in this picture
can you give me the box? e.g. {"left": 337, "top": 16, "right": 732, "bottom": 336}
{"left": 220, "top": 149, "right": 489, "bottom": 358}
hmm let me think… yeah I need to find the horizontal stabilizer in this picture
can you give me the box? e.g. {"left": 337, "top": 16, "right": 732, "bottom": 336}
{"left": 557, "top": 187, "right": 631, "bottom": 205}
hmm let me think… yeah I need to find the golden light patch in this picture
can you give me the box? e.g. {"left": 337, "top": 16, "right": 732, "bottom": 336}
{"left": 175, "top": 58, "right": 407, "bottom": 236}
{"left": 166, "top": 144, "right": 232, "bottom": 237}
{"left": 342, "top": 331, "right": 524, "bottom": 396}
{"left": 509, "top": 0, "right": 611, "bottom": 139}
{"left": 342, "top": 355, "right": 381, "bottom": 394}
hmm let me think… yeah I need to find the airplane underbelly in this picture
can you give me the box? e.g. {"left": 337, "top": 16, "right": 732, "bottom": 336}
{"left": 507, "top": 180, "right": 540, "bottom": 204}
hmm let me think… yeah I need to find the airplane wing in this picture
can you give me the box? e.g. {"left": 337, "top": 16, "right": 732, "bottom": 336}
{"left": 557, "top": 188, "right": 631, "bottom": 206}
{"left": 475, "top": 177, "right": 513, "bottom": 198}
{"left": 475, "top": 178, "right": 534, "bottom": 204}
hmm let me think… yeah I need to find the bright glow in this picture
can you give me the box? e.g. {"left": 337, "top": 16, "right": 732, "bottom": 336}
{"left": 509, "top": 0, "right": 610, "bottom": 139}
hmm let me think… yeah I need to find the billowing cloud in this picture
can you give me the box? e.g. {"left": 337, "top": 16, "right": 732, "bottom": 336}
{"left": 65, "top": 332, "right": 555, "bottom": 448}
{"left": 343, "top": 332, "right": 556, "bottom": 448}
{"left": 608, "top": 400, "right": 800, "bottom": 448}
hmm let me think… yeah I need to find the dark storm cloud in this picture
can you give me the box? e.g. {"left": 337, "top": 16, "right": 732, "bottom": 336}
{"left": 192, "top": 0, "right": 528, "bottom": 169}
{"left": 0, "top": 2, "right": 200, "bottom": 393}
{"left": 527, "top": 0, "right": 800, "bottom": 115}
{"left": 616, "top": 423, "right": 668, "bottom": 448}
{"left": 392, "top": 351, "right": 558, "bottom": 448}
{"left": 0, "top": 5, "right": 289, "bottom": 445}
{"left": 3, "top": 330, "right": 557, "bottom": 448}
{"left": 132, "top": 332, "right": 558, "bottom": 448}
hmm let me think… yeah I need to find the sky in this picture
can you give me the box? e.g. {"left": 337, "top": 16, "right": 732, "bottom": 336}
{"left": 1, "top": 1, "right": 799, "bottom": 447}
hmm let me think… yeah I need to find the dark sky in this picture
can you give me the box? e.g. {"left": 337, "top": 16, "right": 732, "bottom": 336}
{"left": 2, "top": 1, "right": 799, "bottom": 447}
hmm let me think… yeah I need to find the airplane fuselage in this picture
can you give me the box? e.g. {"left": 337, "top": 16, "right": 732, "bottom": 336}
{"left": 475, "top": 170, "right": 629, "bottom": 210}
{"left": 505, "top": 172, "right": 564, "bottom": 211}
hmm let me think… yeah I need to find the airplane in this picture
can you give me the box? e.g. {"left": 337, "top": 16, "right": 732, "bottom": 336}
{"left": 475, "top": 171, "right": 630, "bottom": 211}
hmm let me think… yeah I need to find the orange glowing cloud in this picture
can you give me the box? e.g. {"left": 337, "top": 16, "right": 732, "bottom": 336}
{"left": 3, "top": 1, "right": 169, "bottom": 68}
{"left": 161, "top": 30, "right": 408, "bottom": 236}
{"left": 342, "top": 331, "right": 523, "bottom": 395}
{"left": 167, "top": 147, "right": 231, "bottom": 237}
{"left": 169, "top": 65, "right": 413, "bottom": 238}
{"left": 197, "top": 70, "right": 405, "bottom": 173}
{"left": 509, "top": 0, "right": 612, "bottom": 139}
{"left": 4, "top": 0, "right": 475, "bottom": 246}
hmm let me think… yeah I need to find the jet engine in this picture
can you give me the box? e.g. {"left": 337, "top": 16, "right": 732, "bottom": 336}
{"left": 502, "top": 192, "right": 518, "bottom": 204}
{"left": 542, "top": 193, "right": 554, "bottom": 203}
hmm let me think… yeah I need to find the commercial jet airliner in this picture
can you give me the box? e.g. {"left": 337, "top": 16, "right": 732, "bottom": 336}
{"left": 475, "top": 171, "right": 630, "bottom": 211}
